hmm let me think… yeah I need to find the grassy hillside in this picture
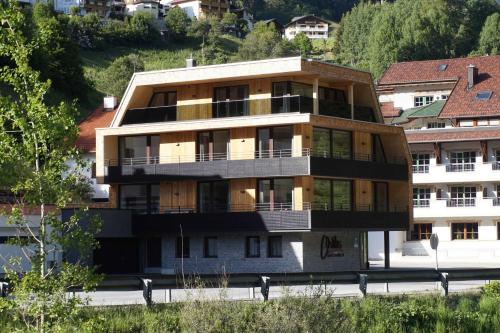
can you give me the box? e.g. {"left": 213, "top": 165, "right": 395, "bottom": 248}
{"left": 79, "top": 35, "right": 241, "bottom": 114}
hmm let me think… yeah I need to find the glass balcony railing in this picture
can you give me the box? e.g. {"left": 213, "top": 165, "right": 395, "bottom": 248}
{"left": 445, "top": 163, "right": 475, "bottom": 172}
{"left": 120, "top": 95, "right": 375, "bottom": 125}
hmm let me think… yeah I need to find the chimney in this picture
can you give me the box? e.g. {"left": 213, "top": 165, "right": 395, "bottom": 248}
{"left": 186, "top": 57, "right": 196, "bottom": 68}
{"left": 467, "top": 64, "right": 478, "bottom": 89}
{"left": 103, "top": 96, "right": 118, "bottom": 110}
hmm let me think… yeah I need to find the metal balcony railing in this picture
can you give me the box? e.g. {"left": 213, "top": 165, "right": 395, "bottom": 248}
{"left": 412, "top": 165, "right": 429, "bottom": 174}
{"left": 492, "top": 162, "right": 500, "bottom": 170}
{"left": 445, "top": 163, "right": 475, "bottom": 172}
{"left": 446, "top": 198, "right": 476, "bottom": 207}
{"left": 120, "top": 95, "right": 376, "bottom": 125}
{"left": 413, "top": 199, "right": 430, "bottom": 208}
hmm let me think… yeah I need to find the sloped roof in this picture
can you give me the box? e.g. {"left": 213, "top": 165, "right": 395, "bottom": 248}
{"left": 76, "top": 106, "right": 117, "bottom": 152}
{"left": 378, "top": 55, "right": 500, "bottom": 119}
{"left": 380, "top": 101, "right": 401, "bottom": 118}
{"left": 391, "top": 100, "right": 445, "bottom": 124}
{"left": 406, "top": 127, "right": 500, "bottom": 144}
{"left": 285, "top": 15, "right": 330, "bottom": 27}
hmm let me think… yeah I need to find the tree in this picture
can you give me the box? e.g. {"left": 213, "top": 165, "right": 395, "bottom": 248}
{"left": 293, "top": 32, "right": 313, "bottom": 56}
{"left": 102, "top": 54, "right": 145, "bottom": 98}
{"left": 129, "top": 11, "right": 158, "bottom": 44}
{"left": 474, "top": 12, "right": 500, "bottom": 55}
{"left": 235, "top": 21, "right": 298, "bottom": 60}
{"left": 165, "top": 6, "right": 191, "bottom": 39}
{"left": 0, "top": 2, "right": 101, "bottom": 331}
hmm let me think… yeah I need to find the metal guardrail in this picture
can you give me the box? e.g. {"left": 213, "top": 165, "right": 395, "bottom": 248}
{"left": 0, "top": 268, "right": 492, "bottom": 304}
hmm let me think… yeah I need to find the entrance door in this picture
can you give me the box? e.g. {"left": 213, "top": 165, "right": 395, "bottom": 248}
{"left": 93, "top": 238, "right": 140, "bottom": 274}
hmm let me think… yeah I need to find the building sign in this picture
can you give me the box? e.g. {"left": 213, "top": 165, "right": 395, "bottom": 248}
{"left": 320, "top": 235, "right": 344, "bottom": 259}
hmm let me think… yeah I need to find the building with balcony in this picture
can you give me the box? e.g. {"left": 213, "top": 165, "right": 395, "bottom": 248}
{"left": 169, "top": 0, "right": 230, "bottom": 19}
{"left": 284, "top": 15, "right": 330, "bottom": 40}
{"left": 377, "top": 55, "right": 500, "bottom": 261}
{"left": 65, "top": 57, "right": 412, "bottom": 274}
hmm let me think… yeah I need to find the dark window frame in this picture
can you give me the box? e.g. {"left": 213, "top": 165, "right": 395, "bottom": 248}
{"left": 410, "top": 223, "right": 433, "bottom": 240}
{"left": 451, "top": 222, "right": 478, "bottom": 240}
{"left": 312, "top": 126, "right": 353, "bottom": 160}
{"left": 118, "top": 183, "right": 160, "bottom": 215}
{"left": 118, "top": 134, "right": 160, "bottom": 165}
{"left": 256, "top": 126, "right": 293, "bottom": 158}
{"left": 204, "top": 236, "right": 218, "bottom": 258}
{"left": 257, "top": 178, "right": 294, "bottom": 211}
{"left": 313, "top": 178, "right": 354, "bottom": 211}
{"left": 148, "top": 91, "right": 177, "bottom": 107}
{"left": 175, "top": 237, "right": 190, "bottom": 258}
{"left": 146, "top": 237, "right": 162, "bottom": 267}
{"left": 245, "top": 236, "right": 261, "bottom": 258}
{"left": 197, "top": 180, "right": 230, "bottom": 212}
{"left": 267, "top": 236, "right": 283, "bottom": 258}
{"left": 196, "top": 130, "right": 230, "bottom": 161}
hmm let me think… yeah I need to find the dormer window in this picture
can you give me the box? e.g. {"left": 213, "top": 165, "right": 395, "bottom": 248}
{"left": 476, "top": 91, "right": 492, "bottom": 101}
{"left": 414, "top": 96, "right": 433, "bottom": 107}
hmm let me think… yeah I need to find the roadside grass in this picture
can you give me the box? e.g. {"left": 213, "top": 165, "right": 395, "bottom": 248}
{"left": 1, "top": 282, "right": 499, "bottom": 332}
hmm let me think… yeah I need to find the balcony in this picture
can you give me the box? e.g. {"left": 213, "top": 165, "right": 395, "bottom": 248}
{"left": 413, "top": 162, "right": 500, "bottom": 184}
{"left": 412, "top": 165, "right": 429, "bottom": 174}
{"left": 130, "top": 203, "right": 409, "bottom": 234}
{"left": 446, "top": 198, "right": 476, "bottom": 207}
{"left": 413, "top": 199, "right": 430, "bottom": 208}
{"left": 414, "top": 197, "right": 500, "bottom": 219}
{"left": 105, "top": 149, "right": 408, "bottom": 183}
{"left": 120, "top": 95, "right": 375, "bottom": 126}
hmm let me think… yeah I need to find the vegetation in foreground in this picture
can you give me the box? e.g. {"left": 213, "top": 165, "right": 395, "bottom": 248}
{"left": 1, "top": 282, "right": 499, "bottom": 333}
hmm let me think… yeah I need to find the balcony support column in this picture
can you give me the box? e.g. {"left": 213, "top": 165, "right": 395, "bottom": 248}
{"left": 313, "top": 78, "right": 319, "bottom": 115}
{"left": 384, "top": 230, "right": 390, "bottom": 269}
{"left": 348, "top": 84, "right": 354, "bottom": 119}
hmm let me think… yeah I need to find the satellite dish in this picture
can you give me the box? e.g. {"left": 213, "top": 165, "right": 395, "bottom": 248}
{"left": 430, "top": 233, "right": 439, "bottom": 250}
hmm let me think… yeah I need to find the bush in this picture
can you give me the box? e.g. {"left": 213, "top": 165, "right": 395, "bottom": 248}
{"left": 102, "top": 54, "right": 145, "bottom": 98}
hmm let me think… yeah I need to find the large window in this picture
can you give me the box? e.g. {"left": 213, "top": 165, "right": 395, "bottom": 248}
{"left": 258, "top": 178, "right": 294, "bottom": 210}
{"left": 175, "top": 237, "right": 190, "bottom": 258}
{"left": 246, "top": 236, "right": 260, "bottom": 258}
{"left": 267, "top": 236, "right": 283, "bottom": 258}
{"left": 313, "top": 179, "right": 352, "bottom": 211}
{"left": 312, "top": 127, "right": 352, "bottom": 159}
{"left": 119, "top": 135, "right": 160, "bottom": 165}
{"left": 412, "top": 153, "right": 430, "bottom": 173}
{"left": 449, "top": 186, "right": 476, "bottom": 207}
{"left": 318, "top": 87, "right": 349, "bottom": 118}
{"left": 414, "top": 96, "right": 434, "bottom": 107}
{"left": 272, "top": 82, "right": 313, "bottom": 114}
{"left": 410, "top": 223, "right": 433, "bottom": 240}
{"left": 197, "top": 130, "right": 229, "bottom": 161}
{"left": 119, "top": 184, "right": 159, "bottom": 214}
{"left": 149, "top": 91, "right": 177, "bottom": 108}
{"left": 451, "top": 223, "right": 478, "bottom": 240}
{"left": 204, "top": 237, "right": 218, "bottom": 258}
{"left": 413, "top": 188, "right": 431, "bottom": 208}
{"left": 198, "top": 181, "right": 230, "bottom": 212}
{"left": 213, "top": 85, "right": 249, "bottom": 118}
{"left": 427, "top": 122, "right": 445, "bottom": 129}
{"left": 257, "top": 126, "right": 293, "bottom": 158}
{"left": 448, "top": 151, "right": 475, "bottom": 172}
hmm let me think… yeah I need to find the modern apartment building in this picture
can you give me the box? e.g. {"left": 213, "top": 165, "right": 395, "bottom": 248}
{"left": 377, "top": 55, "right": 500, "bottom": 260}
{"left": 66, "top": 57, "right": 411, "bottom": 275}
{"left": 284, "top": 15, "right": 329, "bottom": 40}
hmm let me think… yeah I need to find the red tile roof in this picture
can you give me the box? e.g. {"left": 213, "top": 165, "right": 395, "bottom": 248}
{"left": 380, "top": 102, "right": 401, "bottom": 118}
{"left": 76, "top": 106, "right": 116, "bottom": 152}
{"left": 406, "top": 127, "right": 500, "bottom": 144}
{"left": 378, "top": 55, "right": 500, "bottom": 119}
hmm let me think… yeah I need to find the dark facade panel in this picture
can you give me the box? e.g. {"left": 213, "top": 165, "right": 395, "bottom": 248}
{"left": 107, "top": 156, "right": 310, "bottom": 183}
{"left": 132, "top": 210, "right": 311, "bottom": 234}
{"left": 310, "top": 157, "right": 408, "bottom": 181}
{"left": 62, "top": 208, "right": 134, "bottom": 238}
{"left": 311, "top": 210, "right": 409, "bottom": 231}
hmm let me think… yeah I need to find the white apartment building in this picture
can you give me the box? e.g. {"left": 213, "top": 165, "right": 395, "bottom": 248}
{"left": 284, "top": 15, "right": 329, "bottom": 40}
{"left": 374, "top": 55, "right": 500, "bottom": 261}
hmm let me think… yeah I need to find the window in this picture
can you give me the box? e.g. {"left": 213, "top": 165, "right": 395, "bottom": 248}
{"left": 272, "top": 82, "right": 313, "bottom": 114}
{"left": 258, "top": 178, "right": 294, "bottom": 210}
{"left": 413, "top": 188, "right": 431, "bottom": 207}
{"left": 204, "top": 237, "right": 218, "bottom": 258}
{"left": 437, "top": 64, "right": 448, "bottom": 72}
{"left": 119, "top": 135, "right": 160, "bottom": 165}
{"left": 412, "top": 153, "right": 430, "bottom": 173}
{"left": 477, "top": 119, "right": 489, "bottom": 126}
{"left": 449, "top": 186, "right": 476, "bottom": 207}
{"left": 213, "top": 85, "right": 249, "bottom": 118}
{"left": 312, "top": 127, "right": 352, "bottom": 159}
{"left": 268, "top": 236, "right": 282, "bottom": 257}
{"left": 460, "top": 120, "right": 474, "bottom": 127}
{"left": 175, "top": 237, "right": 190, "bottom": 258}
{"left": 119, "top": 184, "right": 159, "bottom": 214}
{"left": 198, "top": 181, "right": 230, "bottom": 212}
{"left": 449, "top": 151, "right": 475, "bottom": 172}
{"left": 451, "top": 223, "right": 478, "bottom": 240}
{"left": 441, "top": 95, "right": 449, "bottom": 100}
{"left": 410, "top": 223, "right": 433, "bottom": 240}
{"left": 414, "top": 96, "right": 434, "bottom": 107}
{"left": 149, "top": 91, "right": 177, "bottom": 107}
{"left": 313, "top": 179, "right": 352, "bottom": 211}
{"left": 476, "top": 91, "right": 492, "bottom": 101}
{"left": 91, "top": 162, "right": 96, "bottom": 179}
{"left": 257, "top": 126, "right": 293, "bottom": 158}
{"left": 146, "top": 238, "right": 162, "bottom": 267}
{"left": 246, "top": 236, "right": 260, "bottom": 258}
{"left": 427, "top": 122, "right": 445, "bottom": 129}
{"left": 197, "top": 130, "right": 229, "bottom": 161}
